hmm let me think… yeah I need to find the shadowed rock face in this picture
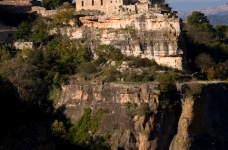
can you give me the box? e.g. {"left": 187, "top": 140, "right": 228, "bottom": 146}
{"left": 150, "top": 0, "right": 165, "bottom": 4}
{"left": 57, "top": 82, "right": 179, "bottom": 150}
{"left": 57, "top": 82, "right": 228, "bottom": 149}
{"left": 170, "top": 84, "right": 228, "bottom": 150}
{"left": 123, "top": 0, "right": 138, "bottom": 5}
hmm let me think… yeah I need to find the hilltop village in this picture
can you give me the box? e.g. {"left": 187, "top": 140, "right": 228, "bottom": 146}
{"left": 1, "top": 1, "right": 228, "bottom": 150}
{"left": 0, "top": 0, "right": 186, "bottom": 70}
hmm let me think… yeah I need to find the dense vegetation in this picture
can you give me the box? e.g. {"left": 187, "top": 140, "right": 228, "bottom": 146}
{"left": 185, "top": 11, "right": 228, "bottom": 80}
{"left": 0, "top": 2, "right": 228, "bottom": 149}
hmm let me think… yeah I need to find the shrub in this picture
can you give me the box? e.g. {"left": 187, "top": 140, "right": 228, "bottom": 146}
{"left": 186, "top": 84, "right": 204, "bottom": 99}
{"left": 122, "top": 71, "right": 153, "bottom": 82}
{"left": 195, "top": 53, "right": 215, "bottom": 73}
{"left": 102, "top": 67, "right": 121, "bottom": 82}
{"left": 51, "top": 120, "right": 67, "bottom": 140}
{"left": 125, "top": 102, "right": 151, "bottom": 117}
{"left": 129, "top": 57, "right": 156, "bottom": 68}
{"left": 77, "top": 62, "right": 97, "bottom": 74}
{"left": 207, "top": 67, "right": 215, "bottom": 80}
{"left": 138, "top": 103, "right": 151, "bottom": 116}
{"left": 158, "top": 74, "right": 176, "bottom": 93}
{"left": 49, "top": 86, "right": 61, "bottom": 106}
{"left": 96, "top": 45, "right": 123, "bottom": 62}
{"left": 68, "top": 108, "right": 107, "bottom": 148}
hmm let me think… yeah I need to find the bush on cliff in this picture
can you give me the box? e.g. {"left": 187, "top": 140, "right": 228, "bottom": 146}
{"left": 158, "top": 74, "right": 176, "bottom": 93}
{"left": 95, "top": 44, "right": 123, "bottom": 65}
{"left": 68, "top": 108, "right": 110, "bottom": 149}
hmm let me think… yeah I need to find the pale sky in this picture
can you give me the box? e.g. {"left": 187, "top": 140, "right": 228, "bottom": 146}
{"left": 166, "top": 0, "right": 223, "bottom": 2}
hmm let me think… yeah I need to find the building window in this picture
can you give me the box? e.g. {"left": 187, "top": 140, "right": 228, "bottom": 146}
{"left": 82, "top": 1, "right": 84, "bottom": 7}
{"left": 8, "top": 34, "right": 12, "bottom": 37}
{"left": 101, "top": 0, "right": 103, "bottom": 5}
{"left": 92, "top": 0, "right": 94, "bottom": 6}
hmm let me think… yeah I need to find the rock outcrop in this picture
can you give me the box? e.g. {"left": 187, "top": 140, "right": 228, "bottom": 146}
{"left": 57, "top": 82, "right": 228, "bottom": 149}
{"left": 170, "top": 83, "right": 228, "bottom": 150}
{"left": 51, "top": 1, "right": 188, "bottom": 70}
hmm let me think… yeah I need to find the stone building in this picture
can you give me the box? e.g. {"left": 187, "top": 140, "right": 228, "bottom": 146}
{"left": 73, "top": 0, "right": 186, "bottom": 70}
{"left": 0, "top": 22, "right": 16, "bottom": 43}
{"left": 76, "top": 0, "right": 166, "bottom": 13}
{"left": 0, "top": 0, "right": 40, "bottom": 13}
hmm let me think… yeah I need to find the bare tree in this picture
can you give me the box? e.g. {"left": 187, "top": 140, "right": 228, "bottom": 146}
{"left": 195, "top": 53, "right": 215, "bottom": 73}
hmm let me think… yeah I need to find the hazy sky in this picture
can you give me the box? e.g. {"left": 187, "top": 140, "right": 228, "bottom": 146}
{"left": 166, "top": 0, "right": 223, "bottom": 2}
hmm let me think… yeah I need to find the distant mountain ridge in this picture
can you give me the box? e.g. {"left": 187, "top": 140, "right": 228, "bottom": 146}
{"left": 201, "top": 3, "right": 228, "bottom": 15}
{"left": 168, "top": 0, "right": 227, "bottom": 12}
{"left": 177, "top": 3, "right": 228, "bottom": 25}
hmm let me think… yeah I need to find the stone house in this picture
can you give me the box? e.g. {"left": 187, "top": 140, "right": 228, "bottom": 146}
{"left": 0, "top": 23, "right": 16, "bottom": 43}
{"left": 76, "top": 0, "right": 166, "bottom": 14}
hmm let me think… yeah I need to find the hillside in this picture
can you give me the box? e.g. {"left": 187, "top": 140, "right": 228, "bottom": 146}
{"left": 1, "top": 1, "right": 228, "bottom": 150}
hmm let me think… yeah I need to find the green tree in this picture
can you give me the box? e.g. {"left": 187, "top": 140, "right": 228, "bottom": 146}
{"left": 187, "top": 11, "right": 210, "bottom": 26}
{"left": 95, "top": 44, "right": 123, "bottom": 65}
{"left": 53, "top": 2, "right": 75, "bottom": 26}
{"left": 14, "top": 21, "right": 32, "bottom": 41}
{"left": 42, "top": 38, "right": 91, "bottom": 85}
{"left": 68, "top": 108, "right": 107, "bottom": 147}
{"left": 158, "top": 74, "right": 176, "bottom": 93}
{"left": 0, "top": 59, "right": 49, "bottom": 107}
{"left": 214, "top": 24, "right": 228, "bottom": 41}
{"left": 31, "top": 17, "right": 50, "bottom": 43}
{"left": 215, "top": 61, "right": 228, "bottom": 80}
{"left": 42, "top": 0, "right": 72, "bottom": 10}
{"left": 0, "top": 48, "right": 11, "bottom": 63}
{"left": 51, "top": 120, "right": 67, "bottom": 140}
{"left": 198, "top": 22, "right": 214, "bottom": 32}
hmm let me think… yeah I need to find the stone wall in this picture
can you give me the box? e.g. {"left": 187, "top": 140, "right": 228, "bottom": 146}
{"left": 76, "top": 0, "right": 124, "bottom": 12}
{"left": 0, "top": 23, "right": 16, "bottom": 43}
{"left": 31, "top": 6, "right": 57, "bottom": 17}
{"left": 14, "top": 42, "right": 33, "bottom": 50}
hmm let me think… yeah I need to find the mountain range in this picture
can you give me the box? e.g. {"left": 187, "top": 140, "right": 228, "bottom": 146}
{"left": 176, "top": 3, "right": 228, "bottom": 25}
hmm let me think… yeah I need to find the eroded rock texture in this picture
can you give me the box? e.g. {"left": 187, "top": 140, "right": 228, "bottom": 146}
{"left": 57, "top": 81, "right": 179, "bottom": 149}
{"left": 170, "top": 84, "right": 228, "bottom": 150}
{"left": 51, "top": 2, "right": 188, "bottom": 70}
{"left": 57, "top": 82, "right": 228, "bottom": 149}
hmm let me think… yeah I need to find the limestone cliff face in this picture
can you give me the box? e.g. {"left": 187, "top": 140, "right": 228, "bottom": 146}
{"left": 170, "top": 84, "right": 228, "bottom": 150}
{"left": 57, "top": 81, "right": 178, "bottom": 150}
{"left": 57, "top": 82, "right": 228, "bottom": 149}
{"left": 51, "top": 6, "right": 187, "bottom": 70}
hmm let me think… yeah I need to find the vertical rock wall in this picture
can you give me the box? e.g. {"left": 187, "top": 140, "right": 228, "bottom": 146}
{"left": 57, "top": 82, "right": 228, "bottom": 149}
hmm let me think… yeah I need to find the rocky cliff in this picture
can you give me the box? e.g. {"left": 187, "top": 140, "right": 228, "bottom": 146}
{"left": 57, "top": 81, "right": 228, "bottom": 149}
{"left": 50, "top": 3, "right": 188, "bottom": 71}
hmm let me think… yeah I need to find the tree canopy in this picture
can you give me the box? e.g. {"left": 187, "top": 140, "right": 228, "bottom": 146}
{"left": 53, "top": 2, "right": 75, "bottom": 26}
{"left": 14, "top": 21, "right": 32, "bottom": 41}
{"left": 214, "top": 24, "right": 228, "bottom": 41}
{"left": 187, "top": 11, "right": 210, "bottom": 26}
